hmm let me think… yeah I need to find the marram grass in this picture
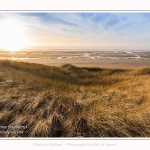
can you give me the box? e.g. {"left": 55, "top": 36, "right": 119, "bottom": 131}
{"left": 0, "top": 60, "right": 150, "bottom": 137}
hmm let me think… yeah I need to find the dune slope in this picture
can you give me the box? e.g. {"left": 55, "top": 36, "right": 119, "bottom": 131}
{"left": 0, "top": 60, "right": 150, "bottom": 137}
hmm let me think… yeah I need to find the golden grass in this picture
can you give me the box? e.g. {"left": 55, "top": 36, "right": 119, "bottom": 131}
{"left": 0, "top": 60, "right": 150, "bottom": 137}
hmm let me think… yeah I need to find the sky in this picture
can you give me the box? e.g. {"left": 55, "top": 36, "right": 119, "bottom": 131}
{"left": 0, "top": 12, "right": 150, "bottom": 50}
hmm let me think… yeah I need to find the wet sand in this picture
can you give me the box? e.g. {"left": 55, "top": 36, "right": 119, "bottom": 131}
{"left": 0, "top": 50, "right": 150, "bottom": 68}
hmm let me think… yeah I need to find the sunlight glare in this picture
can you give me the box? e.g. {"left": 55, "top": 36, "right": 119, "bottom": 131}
{"left": 0, "top": 19, "right": 28, "bottom": 51}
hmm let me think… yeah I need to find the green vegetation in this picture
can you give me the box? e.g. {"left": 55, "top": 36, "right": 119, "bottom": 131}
{"left": 0, "top": 60, "right": 150, "bottom": 137}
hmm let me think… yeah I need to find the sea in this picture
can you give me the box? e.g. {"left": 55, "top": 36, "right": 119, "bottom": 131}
{"left": 0, "top": 46, "right": 150, "bottom": 61}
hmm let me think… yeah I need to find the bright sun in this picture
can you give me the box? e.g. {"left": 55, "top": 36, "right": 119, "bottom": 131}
{"left": 0, "top": 19, "right": 28, "bottom": 51}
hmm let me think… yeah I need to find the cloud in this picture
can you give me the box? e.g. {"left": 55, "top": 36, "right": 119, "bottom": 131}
{"left": 0, "top": 12, "right": 150, "bottom": 47}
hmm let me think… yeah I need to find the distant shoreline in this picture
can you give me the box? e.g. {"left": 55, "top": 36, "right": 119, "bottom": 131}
{"left": 0, "top": 46, "right": 150, "bottom": 52}
{"left": 0, "top": 50, "right": 150, "bottom": 68}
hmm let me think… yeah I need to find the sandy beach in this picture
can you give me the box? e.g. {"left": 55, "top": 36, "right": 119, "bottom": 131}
{"left": 0, "top": 50, "right": 150, "bottom": 68}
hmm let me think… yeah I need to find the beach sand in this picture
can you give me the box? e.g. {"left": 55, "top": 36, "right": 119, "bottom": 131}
{"left": 1, "top": 50, "right": 150, "bottom": 68}
{"left": 12, "top": 59, "right": 150, "bottom": 68}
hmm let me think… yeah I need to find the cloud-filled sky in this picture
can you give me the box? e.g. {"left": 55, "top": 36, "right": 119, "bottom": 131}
{"left": 0, "top": 12, "right": 150, "bottom": 49}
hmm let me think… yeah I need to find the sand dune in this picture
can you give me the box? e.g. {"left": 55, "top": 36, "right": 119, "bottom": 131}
{"left": 0, "top": 60, "right": 150, "bottom": 137}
